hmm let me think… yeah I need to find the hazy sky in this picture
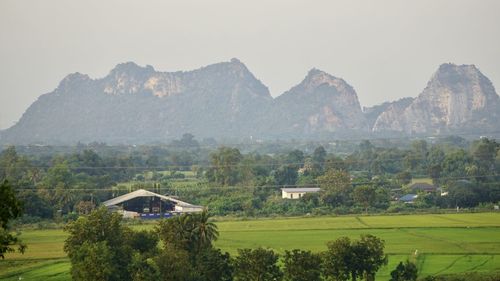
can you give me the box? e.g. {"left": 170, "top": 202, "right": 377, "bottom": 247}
{"left": 1, "top": 0, "right": 499, "bottom": 129}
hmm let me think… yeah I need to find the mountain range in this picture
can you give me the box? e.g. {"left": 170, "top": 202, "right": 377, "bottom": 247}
{"left": 1, "top": 59, "right": 499, "bottom": 144}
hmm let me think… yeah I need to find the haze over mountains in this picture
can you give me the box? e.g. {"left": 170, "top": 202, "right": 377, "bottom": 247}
{"left": 1, "top": 59, "right": 499, "bottom": 144}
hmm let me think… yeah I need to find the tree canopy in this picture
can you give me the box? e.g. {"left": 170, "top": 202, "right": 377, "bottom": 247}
{"left": 0, "top": 180, "right": 25, "bottom": 259}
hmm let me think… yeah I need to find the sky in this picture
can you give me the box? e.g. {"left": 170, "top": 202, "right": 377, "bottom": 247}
{"left": 1, "top": 0, "right": 499, "bottom": 130}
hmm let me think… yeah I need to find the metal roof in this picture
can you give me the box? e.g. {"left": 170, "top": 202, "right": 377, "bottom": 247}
{"left": 102, "top": 189, "right": 201, "bottom": 208}
{"left": 281, "top": 187, "right": 320, "bottom": 193}
{"left": 399, "top": 194, "right": 418, "bottom": 202}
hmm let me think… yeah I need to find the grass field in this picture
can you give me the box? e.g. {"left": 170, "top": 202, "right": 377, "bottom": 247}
{"left": 1, "top": 213, "right": 500, "bottom": 280}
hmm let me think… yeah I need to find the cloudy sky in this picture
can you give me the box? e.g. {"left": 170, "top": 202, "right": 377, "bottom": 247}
{"left": 1, "top": 0, "right": 499, "bottom": 129}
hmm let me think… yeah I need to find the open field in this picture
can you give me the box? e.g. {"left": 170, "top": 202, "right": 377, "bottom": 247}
{"left": 1, "top": 213, "right": 500, "bottom": 280}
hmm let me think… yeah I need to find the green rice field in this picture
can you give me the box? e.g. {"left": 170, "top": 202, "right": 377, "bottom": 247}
{"left": 1, "top": 212, "right": 500, "bottom": 280}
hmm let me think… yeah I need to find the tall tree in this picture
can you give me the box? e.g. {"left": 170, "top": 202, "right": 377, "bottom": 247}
{"left": 155, "top": 244, "right": 192, "bottom": 281}
{"left": 274, "top": 165, "right": 298, "bottom": 186}
{"left": 322, "top": 237, "right": 352, "bottom": 281}
{"left": 353, "top": 185, "right": 376, "bottom": 213}
{"left": 0, "top": 146, "right": 32, "bottom": 184}
{"left": 286, "top": 150, "right": 305, "bottom": 170}
{"left": 283, "top": 249, "right": 322, "bottom": 281}
{"left": 317, "top": 169, "right": 353, "bottom": 206}
{"left": 192, "top": 210, "right": 219, "bottom": 252}
{"left": 352, "top": 235, "right": 388, "bottom": 281}
{"left": 389, "top": 260, "right": 418, "bottom": 281}
{"left": 472, "top": 138, "right": 498, "bottom": 177}
{"left": 323, "top": 235, "right": 387, "bottom": 281}
{"left": 234, "top": 248, "right": 282, "bottom": 281}
{"left": 156, "top": 211, "right": 219, "bottom": 259}
{"left": 311, "top": 146, "right": 327, "bottom": 176}
{"left": 207, "top": 147, "right": 243, "bottom": 185}
{"left": 194, "top": 248, "right": 233, "bottom": 281}
{"left": 64, "top": 207, "right": 132, "bottom": 281}
{"left": 0, "top": 180, "right": 26, "bottom": 259}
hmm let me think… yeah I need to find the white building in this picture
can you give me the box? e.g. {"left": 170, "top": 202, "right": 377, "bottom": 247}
{"left": 281, "top": 187, "right": 320, "bottom": 199}
{"left": 102, "top": 189, "right": 203, "bottom": 219}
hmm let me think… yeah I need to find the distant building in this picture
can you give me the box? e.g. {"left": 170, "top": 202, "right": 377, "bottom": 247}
{"left": 103, "top": 189, "right": 203, "bottom": 219}
{"left": 281, "top": 187, "right": 320, "bottom": 199}
{"left": 399, "top": 194, "right": 418, "bottom": 203}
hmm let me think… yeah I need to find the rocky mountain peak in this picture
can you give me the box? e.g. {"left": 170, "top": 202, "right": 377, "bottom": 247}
{"left": 229, "top": 57, "right": 243, "bottom": 65}
{"left": 104, "top": 62, "right": 156, "bottom": 95}
{"left": 300, "top": 68, "right": 352, "bottom": 94}
{"left": 109, "top": 62, "right": 155, "bottom": 77}
{"left": 268, "top": 68, "right": 367, "bottom": 135}
{"left": 57, "top": 72, "right": 92, "bottom": 91}
{"left": 210, "top": 58, "right": 254, "bottom": 78}
{"left": 372, "top": 63, "right": 500, "bottom": 134}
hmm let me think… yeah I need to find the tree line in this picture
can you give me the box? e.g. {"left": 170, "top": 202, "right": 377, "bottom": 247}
{"left": 64, "top": 207, "right": 414, "bottom": 281}
{"left": 0, "top": 136, "right": 499, "bottom": 220}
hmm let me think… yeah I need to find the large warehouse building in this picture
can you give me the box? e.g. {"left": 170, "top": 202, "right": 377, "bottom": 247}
{"left": 102, "top": 189, "right": 203, "bottom": 219}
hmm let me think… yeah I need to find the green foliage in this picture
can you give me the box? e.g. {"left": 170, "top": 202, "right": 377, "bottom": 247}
{"left": 4, "top": 214, "right": 500, "bottom": 280}
{"left": 156, "top": 210, "right": 219, "bottom": 261}
{"left": 322, "top": 235, "right": 387, "bottom": 281}
{"left": 286, "top": 150, "right": 305, "bottom": 170}
{"left": 0, "top": 180, "right": 25, "bottom": 259}
{"left": 471, "top": 138, "right": 498, "bottom": 173}
{"left": 397, "top": 171, "right": 413, "bottom": 186}
{"left": 70, "top": 241, "right": 115, "bottom": 281}
{"left": 194, "top": 248, "right": 233, "bottom": 281}
{"left": 64, "top": 207, "right": 228, "bottom": 281}
{"left": 0, "top": 180, "right": 23, "bottom": 229}
{"left": 155, "top": 244, "right": 193, "bottom": 281}
{"left": 16, "top": 190, "right": 53, "bottom": 218}
{"left": 129, "top": 252, "right": 161, "bottom": 281}
{"left": 234, "top": 247, "right": 282, "bottom": 281}
{"left": 353, "top": 185, "right": 376, "bottom": 213}
{"left": 389, "top": 260, "right": 418, "bottom": 281}
{"left": 2, "top": 135, "right": 500, "bottom": 221}
{"left": 311, "top": 146, "right": 327, "bottom": 176}
{"left": 0, "top": 146, "right": 32, "bottom": 184}
{"left": 318, "top": 169, "right": 353, "bottom": 207}
{"left": 322, "top": 237, "right": 352, "bottom": 281}
{"left": 283, "top": 249, "right": 322, "bottom": 281}
{"left": 127, "top": 230, "right": 159, "bottom": 254}
{"left": 441, "top": 149, "right": 472, "bottom": 183}
{"left": 64, "top": 207, "right": 133, "bottom": 281}
{"left": 206, "top": 147, "right": 243, "bottom": 185}
{"left": 170, "top": 133, "right": 200, "bottom": 150}
{"left": 273, "top": 165, "right": 298, "bottom": 186}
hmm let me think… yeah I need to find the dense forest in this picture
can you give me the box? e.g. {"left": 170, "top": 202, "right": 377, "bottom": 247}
{"left": 1, "top": 134, "right": 499, "bottom": 221}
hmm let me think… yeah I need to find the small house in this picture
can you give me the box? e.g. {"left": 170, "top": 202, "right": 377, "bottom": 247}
{"left": 281, "top": 187, "right": 320, "bottom": 199}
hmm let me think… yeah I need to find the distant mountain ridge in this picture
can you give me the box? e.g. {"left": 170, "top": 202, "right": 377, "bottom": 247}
{"left": 1, "top": 60, "right": 499, "bottom": 144}
{"left": 263, "top": 68, "right": 368, "bottom": 138}
{"left": 371, "top": 63, "right": 500, "bottom": 135}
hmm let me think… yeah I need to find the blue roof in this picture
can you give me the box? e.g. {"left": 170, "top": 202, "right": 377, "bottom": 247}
{"left": 399, "top": 194, "right": 418, "bottom": 202}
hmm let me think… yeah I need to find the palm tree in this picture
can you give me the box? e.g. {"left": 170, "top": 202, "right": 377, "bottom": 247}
{"left": 192, "top": 209, "right": 219, "bottom": 251}
{"left": 157, "top": 210, "right": 219, "bottom": 257}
